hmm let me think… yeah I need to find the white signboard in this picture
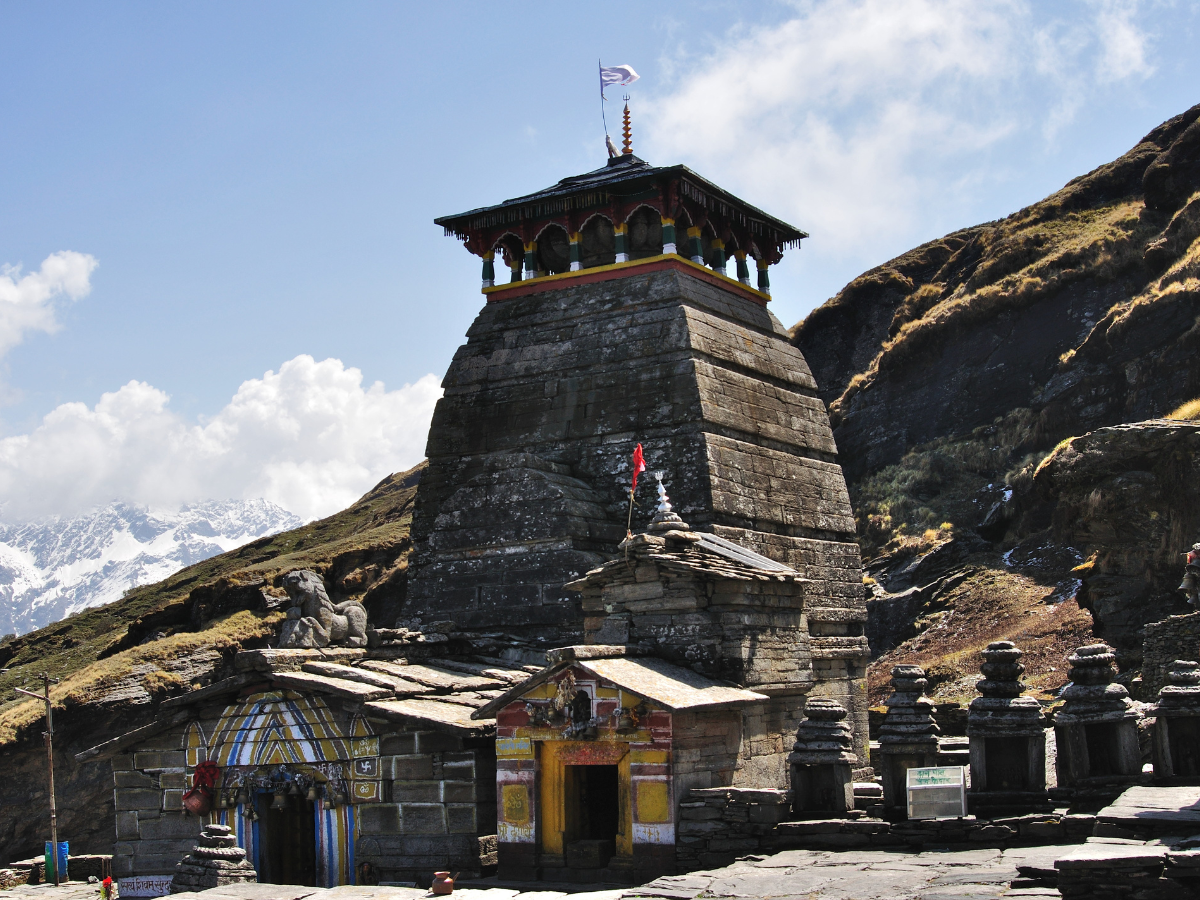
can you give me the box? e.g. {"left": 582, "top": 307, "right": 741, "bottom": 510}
{"left": 119, "top": 876, "right": 174, "bottom": 897}
{"left": 906, "top": 765, "right": 967, "bottom": 820}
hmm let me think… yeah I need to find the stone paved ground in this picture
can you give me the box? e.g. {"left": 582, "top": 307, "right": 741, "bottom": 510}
{"left": 1, "top": 846, "right": 1070, "bottom": 900}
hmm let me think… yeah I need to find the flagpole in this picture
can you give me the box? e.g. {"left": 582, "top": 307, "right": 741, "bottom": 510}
{"left": 626, "top": 487, "right": 635, "bottom": 538}
{"left": 599, "top": 59, "right": 609, "bottom": 137}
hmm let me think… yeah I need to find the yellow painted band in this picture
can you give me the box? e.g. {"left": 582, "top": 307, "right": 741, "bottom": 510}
{"left": 614, "top": 223, "right": 628, "bottom": 234}
{"left": 660, "top": 217, "right": 675, "bottom": 225}
{"left": 686, "top": 227, "right": 702, "bottom": 237}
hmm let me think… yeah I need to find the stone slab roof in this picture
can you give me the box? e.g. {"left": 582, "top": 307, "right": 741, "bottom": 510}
{"left": 473, "top": 649, "right": 767, "bottom": 719}
{"left": 78, "top": 648, "right": 536, "bottom": 758}
{"left": 565, "top": 531, "right": 805, "bottom": 591}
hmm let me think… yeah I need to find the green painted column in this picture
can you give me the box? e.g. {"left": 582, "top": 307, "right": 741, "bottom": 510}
{"left": 524, "top": 241, "right": 538, "bottom": 280}
{"left": 614, "top": 224, "right": 628, "bottom": 263}
{"left": 687, "top": 227, "right": 704, "bottom": 264}
{"left": 482, "top": 252, "right": 496, "bottom": 289}
{"left": 569, "top": 233, "right": 581, "bottom": 271}
{"left": 756, "top": 258, "right": 771, "bottom": 294}
{"left": 735, "top": 252, "right": 750, "bottom": 285}
{"left": 710, "top": 239, "right": 726, "bottom": 274}
{"left": 661, "top": 218, "right": 677, "bottom": 255}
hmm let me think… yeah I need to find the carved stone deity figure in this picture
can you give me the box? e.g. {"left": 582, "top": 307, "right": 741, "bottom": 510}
{"left": 276, "top": 569, "right": 368, "bottom": 649}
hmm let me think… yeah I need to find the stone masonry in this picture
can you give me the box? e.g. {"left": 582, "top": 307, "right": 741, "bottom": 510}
{"left": 403, "top": 266, "right": 866, "bottom": 746}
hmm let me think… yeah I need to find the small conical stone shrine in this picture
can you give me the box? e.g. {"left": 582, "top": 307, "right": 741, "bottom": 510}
{"left": 1152, "top": 659, "right": 1200, "bottom": 778}
{"left": 967, "top": 641, "right": 1046, "bottom": 796}
{"left": 169, "top": 823, "right": 256, "bottom": 893}
{"left": 1054, "top": 643, "right": 1141, "bottom": 788}
{"left": 789, "top": 697, "right": 858, "bottom": 814}
{"left": 878, "top": 664, "right": 940, "bottom": 809}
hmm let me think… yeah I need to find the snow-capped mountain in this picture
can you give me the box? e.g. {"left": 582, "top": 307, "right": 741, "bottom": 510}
{"left": 0, "top": 500, "right": 302, "bottom": 636}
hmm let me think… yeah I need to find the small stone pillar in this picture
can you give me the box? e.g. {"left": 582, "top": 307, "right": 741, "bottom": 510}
{"left": 789, "top": 698, "right": 859, "bottom": 816}
{"left": 169, "top": 823, "right": 256, "bottom": 893}
{"left": 877, "top": 664, "right": 940, "bottom": 811}
{"left": 1153, "top": 660, "right": 1200, "bottom": 779}
{"left": 967, "top": 641, "right": 1046, "bottom": 801}
{"left": 1054, "top": 643, "right": 1142, "bottom": 789}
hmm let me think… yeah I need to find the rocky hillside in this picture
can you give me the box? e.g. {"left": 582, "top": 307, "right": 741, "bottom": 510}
{"left": 793, "top": 103, "right": 1200, "bottom": 702}
{"left": 0, "top": 463, "right": 421, "bottom": 863}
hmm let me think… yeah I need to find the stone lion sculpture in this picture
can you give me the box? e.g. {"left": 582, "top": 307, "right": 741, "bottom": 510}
{"left": 276, "top": 569, "right": 368, "bottom": 649}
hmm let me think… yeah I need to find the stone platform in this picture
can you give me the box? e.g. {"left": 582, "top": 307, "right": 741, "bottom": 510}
{"left": 1093, "top": 785, "right": 1200, "bottom": 840}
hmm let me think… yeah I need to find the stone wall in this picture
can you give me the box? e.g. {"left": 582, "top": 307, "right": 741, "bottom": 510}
{"left": 1142, "top": 612, "right": 1200, "bottom": 700}
{"left": 355, "top": 729, "right": 497, "bottom": 883}
{"left": 676, "top": 788, "right": 791, "bottom": 871}
{"left": 405, "top": 267, "right": 864, "bottom": 656}
{"left": 110, "top": 741, "right": 203, "bottom": 878}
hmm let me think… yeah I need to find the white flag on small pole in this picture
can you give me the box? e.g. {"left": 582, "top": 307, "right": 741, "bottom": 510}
{"left": 600, "top": 63, "right": 639, "bottom": 99}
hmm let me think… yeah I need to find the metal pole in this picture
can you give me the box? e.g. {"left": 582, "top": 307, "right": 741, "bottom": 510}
{"left": 16, "top": 675, "right": 60, "bottom": 886}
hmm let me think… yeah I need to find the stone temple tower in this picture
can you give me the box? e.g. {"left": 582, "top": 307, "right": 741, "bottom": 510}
{"left": 404, "top": 135, "right": 867, "bottom": 746}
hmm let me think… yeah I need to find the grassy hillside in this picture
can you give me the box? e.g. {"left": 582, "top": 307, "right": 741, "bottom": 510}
{"left": 0, "top": 462, "right": 423, "bottom": 743}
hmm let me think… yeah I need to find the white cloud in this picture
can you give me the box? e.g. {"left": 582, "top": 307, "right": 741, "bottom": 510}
{"left": 0, "top": 355, "right": 442, "bottom": 523}
{"left": 0, "top": 251, "right": 98, "bottom": 358}
{"left": 642, "top": 0, "right": 1156, "bottom": 263}
{"left": 1093, "top": 1, "right": 1153, "bottom": 83}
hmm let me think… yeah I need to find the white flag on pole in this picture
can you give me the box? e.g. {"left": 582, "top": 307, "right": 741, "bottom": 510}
{"left": 600, "top": 64, "right": 639, "bottom": 99}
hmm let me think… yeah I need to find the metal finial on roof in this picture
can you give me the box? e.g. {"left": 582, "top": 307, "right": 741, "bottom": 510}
{"left": 621, "top": 98, "right": 632, "bottom": 155}
{"left": 647, "top": 471, "right": 689, "bottom": 532}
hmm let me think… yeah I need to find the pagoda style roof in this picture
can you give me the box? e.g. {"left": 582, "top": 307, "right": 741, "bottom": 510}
{"left": 435, "top": 153, "right": 806, "bottom": 267}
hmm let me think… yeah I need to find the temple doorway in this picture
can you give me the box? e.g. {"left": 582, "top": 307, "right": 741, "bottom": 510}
{"left": 563, "top": 764, "right": 619, "bottom": 868}
{"left": 254, "top": 794, "right": 317, "bottom": 885}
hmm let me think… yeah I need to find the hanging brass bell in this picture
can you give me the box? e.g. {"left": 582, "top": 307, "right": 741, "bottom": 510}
{"left": 306, "top": 785, "right": 318, "bottom": 802}
{"left": 271, "top": 790, "right": 288, "bottom": 810}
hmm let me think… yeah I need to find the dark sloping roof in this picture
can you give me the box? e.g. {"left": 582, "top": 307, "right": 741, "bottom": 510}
{"left": 473, "top": 651, "right": 766, "bottom": 719}
{"left": 565, "top": 531, "right": 806, "bottom": 591}
{"left": 435, "top": 154, "right": 807, "bottom": 245}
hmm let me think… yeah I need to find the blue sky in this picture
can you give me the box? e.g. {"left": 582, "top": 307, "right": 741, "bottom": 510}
{"left": 0, "top": 1, "right": 1198, "bottom": 522}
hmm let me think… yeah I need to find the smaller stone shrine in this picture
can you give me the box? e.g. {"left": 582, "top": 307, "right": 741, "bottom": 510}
{"left": 788, "top": 698, "right": 858, "bottom": 816}
{"left": 1054, "top": 643, "right": 1142, "bottom": 793}
{"left": 169, "top": 823, "right": 256, "bottom": 893}
{"left": 1152, "top": 659, "right": 1200, "bottom": 779}
{"left": 967, "top": 641, "right": 1047, "bottom": 809}
{"left": 877, "top": 665, "right": 940, "bottom": 812}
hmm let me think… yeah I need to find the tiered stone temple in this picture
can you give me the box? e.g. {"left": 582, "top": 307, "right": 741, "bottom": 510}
{"left": 877, "top": 665, "right": 940, "bottom": 811}
{"left": 407, "top": 134, "right": 868, "bottom": 756}
{"left": 789, "top": 698, "right": 858, "bottom": 816}
{"left": 1152, "top": 659, "right": 1200, "bottom": 779}
{"left": 1054, "top": 644, "right": 1142, "bottom": 793}
{"left": 168, "top": 824, "right": 256, "bottom": 894}
{"left": 967, "top": 641, "right": 1047, "bottom": 809}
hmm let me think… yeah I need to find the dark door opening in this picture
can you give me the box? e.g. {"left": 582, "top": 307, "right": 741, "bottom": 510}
{"left": 1170, "top": 718, "right": 1200, "bottom": 777}
{"left": 563, "top": 764, "right": 619, "bottom": 868}
{"left": 254, "top": 793, "right": 317, "bottom": 885}
{"left": 1084, "top": 723, "right": 1121, "bottom": 777}
{"left": 985, "top": 736, "right": 1031, "bottom": 790}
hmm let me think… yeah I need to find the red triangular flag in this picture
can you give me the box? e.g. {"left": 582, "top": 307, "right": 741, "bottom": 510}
{"left": 631, "top": 443, "right": 646, "bottom": 492}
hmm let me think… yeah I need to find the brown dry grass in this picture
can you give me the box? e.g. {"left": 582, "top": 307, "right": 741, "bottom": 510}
{"left": 833, "top": 201, "right": 1149, "bottom": 419}
{"left": 0, "top": 609, "right": 282, "bottom": 745}
{"left": 867, "top": 566, "right": 1096, "bottom": 707}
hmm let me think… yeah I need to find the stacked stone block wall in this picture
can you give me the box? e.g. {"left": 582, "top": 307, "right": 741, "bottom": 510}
{"left": 676, "top": 788, "right": 790, "bottom": 871}
{"left": 110, "top": 727, "right": 203, "bottom": 878}
{"left": 355, "top": 729, "right": 497, "bottom": 882}
{"left": 1142, "top": 612, "right": 1200, "bottom": 700}
{"left": 406, "top": 269, "right": 864, "bottom": 662}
